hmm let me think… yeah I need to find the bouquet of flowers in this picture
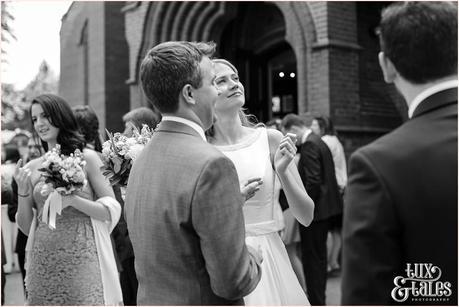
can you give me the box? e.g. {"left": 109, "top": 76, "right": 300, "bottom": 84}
{"left": 38, "top": 144, "right": 87, "bottom": 195}
{"left": 100, "top": 124, "right": 154, "bottom": 186}
{"left": 38, "top": 144, "right": 87, "bottom": 229}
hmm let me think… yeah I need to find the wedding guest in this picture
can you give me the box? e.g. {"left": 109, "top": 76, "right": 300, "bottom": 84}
{"left": 126, "top": 41, "right": 262, "bottom": 305}
{"left": 8, "top": 138, "right": 43, "bottom": 291}
{"left": 14, "top": 93, "right": 122, "bottom": 305}
{"left": 267, "top": 118, "right": 306, "bottom": 291}
{"left": 311, "top": 115, "right": 347, "bottom": 275}
{"left": 1, "top": 146, "right": 20, "bottom": 273}
{"left": 122, "top": 106, "right": 161, "bottom": 137}
{"left": 208, "top": 59, "right": 314, "bottom": 304}
{"left": 73, "top": 104, "right": 139, "bottom": 305}
{"left": 72, "top": 105, "right": 103, "bottom": 152}
{"left": 12, "top": 130, "right": 32, "bottom": 163}
{"left": 281, "top": 113, "right": 342, "bottom": 305}
{"left": 342, "top": 2, "right": 457, "bottom": 304}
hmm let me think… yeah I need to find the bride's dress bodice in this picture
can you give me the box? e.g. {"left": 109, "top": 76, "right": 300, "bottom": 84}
{"left": 216, "top": 128, "right": 280, "bottom": 236}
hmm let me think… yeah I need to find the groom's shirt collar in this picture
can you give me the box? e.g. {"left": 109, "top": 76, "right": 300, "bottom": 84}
{"left": 161, "top": 116, "right": 207, "bottom": 141}
{"left": 408, "top": 79, "right": 458, "bottom": 118}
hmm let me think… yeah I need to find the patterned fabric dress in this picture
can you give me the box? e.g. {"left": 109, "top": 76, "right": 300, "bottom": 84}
{"left": 216, "top": 127, "right": 309, "bottom": 305}
{"left": 25, "top": 180, "right": 104, "bottom": 305}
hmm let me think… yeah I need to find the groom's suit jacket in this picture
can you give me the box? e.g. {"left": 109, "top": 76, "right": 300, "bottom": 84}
{"left": 125, "top": 120, "right": 261, "bottom": 305}
{"left": 342, "top": 87, "right": 458, "bottom": 305}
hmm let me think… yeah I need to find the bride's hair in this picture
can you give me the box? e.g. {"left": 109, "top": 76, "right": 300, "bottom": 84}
{"left": 30, "top": 94, "right": 86, "bottom": 156}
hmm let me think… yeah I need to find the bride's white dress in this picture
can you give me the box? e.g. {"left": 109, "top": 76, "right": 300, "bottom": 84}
{"left": 216, "top": 127, "right": 309, "bottom": 305}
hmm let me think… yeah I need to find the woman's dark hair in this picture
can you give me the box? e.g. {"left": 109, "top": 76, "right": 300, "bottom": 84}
{"left": 72, "top": 105, "right": 102, "bottom": 152}
{"left": 4, "top": 145, "right": 20, "bottom": 163}
{"left": 122, "top": 107, "right": 161, "bottom": 131}
{"left": 30, "top": 94, "right": 85, "bottom": 156}
{"left": 314, "top": 115, "right": 337, "bottom": 136}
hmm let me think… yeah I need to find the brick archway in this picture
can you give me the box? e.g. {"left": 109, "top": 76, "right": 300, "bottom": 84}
{"left": 129, "top": 2, "right": 317, "bottom": 116}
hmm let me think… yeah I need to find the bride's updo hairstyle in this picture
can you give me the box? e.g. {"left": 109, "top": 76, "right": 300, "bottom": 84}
{"left": 30, "top": 94, "right": 86, "bottom": 156}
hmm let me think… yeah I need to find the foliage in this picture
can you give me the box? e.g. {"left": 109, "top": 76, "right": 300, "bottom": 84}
{"left": 1, "top": 1, "right": 16, "bottom": 63}
{"left": 2, "top": 61, "right": 58, "bottom": 131}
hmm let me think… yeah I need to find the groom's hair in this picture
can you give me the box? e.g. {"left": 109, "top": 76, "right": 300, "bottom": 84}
{"left": 378, "top": 2, "right": 457, "bottom": 84}
{"left": 140, "top": 41, "right": 216, "bottom": 113}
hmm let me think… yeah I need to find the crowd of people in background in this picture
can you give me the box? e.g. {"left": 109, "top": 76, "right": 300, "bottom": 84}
{"left": 1, "top": 1, "right": 457, "bottom": 306}
{"left": 1, "top": 104, "right": 346, "bottom": 306}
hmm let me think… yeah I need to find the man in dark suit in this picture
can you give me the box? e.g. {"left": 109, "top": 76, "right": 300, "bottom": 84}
{"left": 342, "top": 2, "right": 457, "bottom": 305}
{"left": 281, "top": 113, "right": 342, "bottom": 305}
{"left": 125, "top": 41, "right": 262, "bottom": 305}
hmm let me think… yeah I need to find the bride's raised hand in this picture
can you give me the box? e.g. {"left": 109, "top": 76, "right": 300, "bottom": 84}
{"left": 274, "top": 133, "right": 297, "bottom": 174}
{"left": 13, "top": 159, "right": 33, "bottom": 196}
{"left": 240, "top": 177, "right": 263, "bottom": 201}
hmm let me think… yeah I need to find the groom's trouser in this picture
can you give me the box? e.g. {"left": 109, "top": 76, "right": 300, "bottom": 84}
{"left": 300, "top": 219, "right": 329, "bottom": 305}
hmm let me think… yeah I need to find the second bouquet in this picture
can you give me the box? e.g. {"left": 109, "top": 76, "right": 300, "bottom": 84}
{"left": 100, "top": 124, "right": 154, "bottom": 187}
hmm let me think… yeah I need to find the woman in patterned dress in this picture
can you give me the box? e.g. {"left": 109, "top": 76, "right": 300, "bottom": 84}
{"left": 14, "top": 94, "right": 122, "bottom": 305}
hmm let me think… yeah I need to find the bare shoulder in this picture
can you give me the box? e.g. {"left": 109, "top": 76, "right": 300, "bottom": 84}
{"left": 83, "top": 148, "right": 101, "bottom": 161}
{"left": 267, "top": 128, "right": 283, "bottom": 148}
{"left": 267, "top": 128, "right": 283, "bottom": 142}
{"left": 83, "top": 148, "right": 103, "bottom": 168}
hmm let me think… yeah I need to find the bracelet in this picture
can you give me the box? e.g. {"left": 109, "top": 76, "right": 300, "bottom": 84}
{"left": 18, "top": 193, "right": 30, "bottom": 198}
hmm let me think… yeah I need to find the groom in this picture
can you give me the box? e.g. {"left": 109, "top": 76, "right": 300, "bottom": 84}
{"left": 125, "top": 41, "right": 262, "bottom": 305}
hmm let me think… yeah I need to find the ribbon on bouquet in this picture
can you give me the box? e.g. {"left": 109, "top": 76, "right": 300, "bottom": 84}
{"left": 42, "top": 190, "right": 63, "bottom": 229}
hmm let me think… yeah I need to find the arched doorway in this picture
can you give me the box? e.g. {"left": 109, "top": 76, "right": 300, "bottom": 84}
{"left": 217, "top": 2, "right": 297, "bottom": 123}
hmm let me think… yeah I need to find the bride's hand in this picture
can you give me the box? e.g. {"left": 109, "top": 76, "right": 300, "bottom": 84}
{"left": 274, "top": 133, "right": 297, "bottom": 174}
{"left": 241, "top": 178, "right": 263, "bottom": 201}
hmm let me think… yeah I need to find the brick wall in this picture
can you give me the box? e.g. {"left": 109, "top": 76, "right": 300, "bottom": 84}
{"left": 104, "top": 2, "right": 130, "bottom": 133}
{"left": 60, "top": 2, "right": 129, "bottom": 134}
{"left": 60, "top": 2, "right": 105, "bottom": 130}
{"left": 59, "top": 1, "right": 408, "bottom": 158}
{"left": 357, "top": 2, "right": 405, "bottom": 130}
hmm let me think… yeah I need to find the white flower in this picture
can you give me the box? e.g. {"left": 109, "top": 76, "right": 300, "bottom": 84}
{"left": 127, "top": 144, "right": 145, "bottom": 161}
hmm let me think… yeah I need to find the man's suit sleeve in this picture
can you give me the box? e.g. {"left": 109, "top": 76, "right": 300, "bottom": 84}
{"left": 191, "top": 156, "right": 261, "bottom": 300}
{"left": 342, "top": 149, "right": 403, "bottom": 305}
{"left": 299, "top": 141, "right": 321, "bottom": 201}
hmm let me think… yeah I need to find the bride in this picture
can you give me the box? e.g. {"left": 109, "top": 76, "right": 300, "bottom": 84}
{"left": 207, "top": 59, "right": 314, "bottom": 305}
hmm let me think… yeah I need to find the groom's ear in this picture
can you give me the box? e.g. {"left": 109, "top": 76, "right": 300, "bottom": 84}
{"left": 181, "top": 84, "right": 196, "bottom": 105}
{"left": 378, "top": 51, "right": 397, "bottom": 84}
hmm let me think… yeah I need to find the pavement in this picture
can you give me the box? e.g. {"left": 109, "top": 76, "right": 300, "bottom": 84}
{"left": 3, "top": 269, "right": 342, "bottom": 305}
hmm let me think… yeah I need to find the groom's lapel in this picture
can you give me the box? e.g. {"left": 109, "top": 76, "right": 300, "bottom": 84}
{"left": 156, "top": 120, "right": 203, "bottom": 140}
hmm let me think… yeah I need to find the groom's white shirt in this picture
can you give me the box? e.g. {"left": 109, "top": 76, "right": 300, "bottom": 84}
{"left": 408, "top": 79, "right": 458, "bottom": 118}
{"left": 162, "top": 115, "right": 206, "bottom": 141}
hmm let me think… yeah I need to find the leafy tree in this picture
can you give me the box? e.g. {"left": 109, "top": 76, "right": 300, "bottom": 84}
{"left": 2, "top": 61, "right": 58, "bottom": 130}
{"left": 1, "top": 1, "right": 16, "bottom": 64}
